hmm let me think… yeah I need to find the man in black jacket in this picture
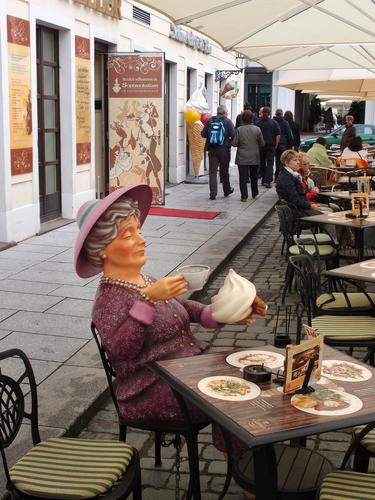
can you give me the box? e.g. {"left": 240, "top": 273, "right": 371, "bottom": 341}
{"left": 202, "top": 105, "right": 235, "bottom": 200}
{"left": 273, "top": 109, "right": 294, "bottom": 181}
{"left": 276, "top": 149, "right": 320, "bottom": 217}
{"left": 256, "top": 107, "right": 280, "bottom": 188}
{"left": 340, "top": 115, "right": 356, "bottom": 151}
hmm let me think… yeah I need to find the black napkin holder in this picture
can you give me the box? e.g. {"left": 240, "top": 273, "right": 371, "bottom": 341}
{"left": 243, "top": 364, "right": 272, "bottom": 383}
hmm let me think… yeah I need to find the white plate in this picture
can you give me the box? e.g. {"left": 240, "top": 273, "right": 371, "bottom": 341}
{"left": 226, "top": 350, "right": 285, "bottom": 369}
{"left": 291, "top": 389, "right": 363, "bottom": 416}
{"left": 322, "top": 360, "right": 372, "bottom": 382}
{"left": 359, "top": 261, "right": 375, "bottom": 269}
{"left": 197, "top": 375, "right": 260, "bottom": 401}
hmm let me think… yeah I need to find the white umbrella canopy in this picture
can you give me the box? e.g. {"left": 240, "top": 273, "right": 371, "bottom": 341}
{"left": 275, "top": 69, "right": 375, "bottom": 98}
{"left": 136, "top": 0, "right": 375, "bottom": 69}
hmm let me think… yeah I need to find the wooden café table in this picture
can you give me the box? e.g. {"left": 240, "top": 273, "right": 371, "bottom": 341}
{"left": 319, "top": 191, "right": 375, "bottom": 202}
{"left": 301, "top": 211, "right": 375, "bottom": 261}
{"left": 148, "top": 345, "right": 375, "bottom": 500}
{"left": 325, "top": 258, "right": 375, "bottom": 284}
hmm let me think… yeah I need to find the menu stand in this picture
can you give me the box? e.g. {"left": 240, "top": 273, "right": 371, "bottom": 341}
{"left": 295, "top": 358, "right": 315, "bottom": 395}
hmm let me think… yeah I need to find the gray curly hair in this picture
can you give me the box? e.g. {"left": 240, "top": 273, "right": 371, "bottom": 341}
{"left": 84, "top": 197, "right": 141, "bottom": 267}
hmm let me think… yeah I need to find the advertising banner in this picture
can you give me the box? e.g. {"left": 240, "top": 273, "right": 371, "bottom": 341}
{"left": 7, "top": 15, "right": 32, "bottom": 175}
{"left": 108, "top": 53, "right": 164, "bottom": 204}
{"left": 75, "top": 36, "right": 91, "bottom": 165}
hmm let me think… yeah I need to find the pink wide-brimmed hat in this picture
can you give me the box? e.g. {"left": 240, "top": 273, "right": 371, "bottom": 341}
{"left": 74, "top": 185, "right": 152, "bottom": 278}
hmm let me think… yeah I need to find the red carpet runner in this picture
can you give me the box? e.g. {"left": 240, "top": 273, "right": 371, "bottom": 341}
{"left": 148, "top": 207, "right": 220, "bottom": 219}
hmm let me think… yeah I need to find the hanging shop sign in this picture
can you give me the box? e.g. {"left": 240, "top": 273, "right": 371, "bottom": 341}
{"left": 75, "top": 36, "right": 91, "bottom": 165}
{"left": 7, "top": 15, "right": 32, "bottom": 175}
{"left": 108, "top": 52, "right": 164, "bottom": 204}
{"left": 73, "top": 0, "right": 122, "bottom": 19}
{"left": 169, "top": 24, "right": 212, "bottom": 55}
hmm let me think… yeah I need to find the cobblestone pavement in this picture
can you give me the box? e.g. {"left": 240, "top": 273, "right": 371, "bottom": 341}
{"left": 80, "top": 212, "right": 374, "bottom": 499}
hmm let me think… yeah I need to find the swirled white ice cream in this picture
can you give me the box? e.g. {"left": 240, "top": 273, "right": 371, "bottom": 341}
{"left": 211, "top": 269, "right": 257, "bottom": 323}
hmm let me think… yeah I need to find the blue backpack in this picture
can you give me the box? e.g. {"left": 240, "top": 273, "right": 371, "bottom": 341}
{"left": 208, "top": 118, "right": 225, "bottom": 146}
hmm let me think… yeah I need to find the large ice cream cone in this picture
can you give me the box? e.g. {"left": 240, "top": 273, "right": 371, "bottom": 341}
{"left": 187, "top": 122, "right": 206, "bottom": 176}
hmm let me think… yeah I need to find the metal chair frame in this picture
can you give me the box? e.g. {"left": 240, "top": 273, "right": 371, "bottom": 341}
{"left": 91, "top": 322, "right": 209, "bottom": 500}
{"left": 289, "top": 255, "right": 375, "bottom": 360}
{"left": 0, "top": 348, "right": 142, "bottom": 500}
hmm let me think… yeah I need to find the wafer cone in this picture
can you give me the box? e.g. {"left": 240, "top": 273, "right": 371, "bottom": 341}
{"left": 187, "top": 122, "right": 206, "bottom": 176}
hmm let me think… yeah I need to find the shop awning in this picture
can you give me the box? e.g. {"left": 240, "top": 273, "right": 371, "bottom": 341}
{"left": 136, "top": 0, "right": 375, "bottom": 70}
{"left": 275, "top": 69, "right": 375, "bottom": 98}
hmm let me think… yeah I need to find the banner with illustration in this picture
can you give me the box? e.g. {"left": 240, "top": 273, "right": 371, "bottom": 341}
{"left": 7, "top": 15, "right": 32, "bottom": 175}
{"left": 75, "top": 36, "right": 91, "bottom": 165}
{"left": 108, "top": 53, "right": 164, "bottom": 204}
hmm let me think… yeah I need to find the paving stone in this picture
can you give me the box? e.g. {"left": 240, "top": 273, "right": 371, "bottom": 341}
{"left": 0, "top": 290, "right": 62, "bottom": 312}
{"left": 0, "top": 308, "right": 17, "bottom": 321}
{"left": 0, "top": 311, "right": 91, "bottom": 338}
{"left": 0, "top": 356, "right": 60, "bottom": 385}
{"left": 0, "top": 279, "right": 60, "bottom": 295}
{"left": 66, "top": 339, "right": 102, "bottom": 368}
{"left": 49, "top": 285, "right": 97, "bottom": 300}
{"left": 47, "top": 298, "right": 93, "bottom": 318}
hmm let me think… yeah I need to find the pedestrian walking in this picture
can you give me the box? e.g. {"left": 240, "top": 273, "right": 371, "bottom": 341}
{"left": 256, "top": 106, "right": 280, "bottom": 188}
{"left": 232, "top": 110, "right": 264, "bottom": 201}
{"left": 201, "top": 105, "right": 235, "bottom": 200}
{"left": 273, "top": 109, "right": 294, "bottom": 181}
{"left": 235, "top": 102, "right": 252, "bottom": 128}
{"left": 284, "top": 110, "right": 300, "bottom": 150}
{"left": 340, "top": 114, "right": 356, "bottom": 151}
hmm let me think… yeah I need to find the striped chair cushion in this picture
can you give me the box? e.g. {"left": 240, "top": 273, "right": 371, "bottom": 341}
{"left": 319, "top": 470, "right": 375, "bottom": 499}
{"left": 10, "top": 437, "right": 134, "bottom": 499}
{"left": 354, "top": 426, "right": 375, "bottom": 454}
{"left": 289, "top": 244, "right": 335, "bottom": 257}
{"left": 312, "top": 316, "right": 375, "bottom": 340}
{"left": 316, "top": 293, "right": 375, "bottom": 311}
{"left": 296, "top": 233, "right": 332, "bottom": 245}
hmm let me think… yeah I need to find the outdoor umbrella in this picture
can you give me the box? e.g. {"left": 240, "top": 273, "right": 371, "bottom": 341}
{"left": 137, "top": 0, "right": 375, "bottom": 70}
{"left": 275, "top": 69, "right": 375, "bottom": 98}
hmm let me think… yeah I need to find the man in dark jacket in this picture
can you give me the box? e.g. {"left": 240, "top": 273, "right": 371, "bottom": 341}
{"left": 202, "top": 105, "right": 235, "bottom": 200}
{"left": 273, "top": 109, "right": 294, "bottom": 181}
{"left": 235, "top": 102, "right": 252, "bottom": 128}
{"left": 276, "top": 149, "right": 320, "bottom": 217}
{"left": 256, "top": 107, "right": 280, "bottom": 188}
{"left": 340, "top": 115, "right": 356, "bottom": 151}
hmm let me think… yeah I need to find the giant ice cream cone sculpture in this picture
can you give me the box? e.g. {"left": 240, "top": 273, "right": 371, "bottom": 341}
{"left": 187, "top": 121, "right": 206, "bottom": 177}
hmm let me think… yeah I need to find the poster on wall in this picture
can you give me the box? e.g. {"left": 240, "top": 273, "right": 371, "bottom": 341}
{"left": 108, "top": 52, "right": 164, "bottom": 204}
{"left": 7, "top": 15, "right": 32, "bottom": 175}
{"left": 75, "top": 36, "right": 91, "bottom": 165}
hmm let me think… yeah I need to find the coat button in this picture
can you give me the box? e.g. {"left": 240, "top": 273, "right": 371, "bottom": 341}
{"left": 181, "top": 330, "right": 185, "bottom": 335}
{"left": 165, "top": 300, "right": 169, "bottom": 304}
{"left": 190, "top": 342, "right": 194, "bottom": 346}
{"left": 173, "top": 314, "right": 177, "bottom": 318}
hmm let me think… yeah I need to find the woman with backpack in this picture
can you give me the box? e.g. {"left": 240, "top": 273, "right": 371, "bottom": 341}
{"left": 201, "top": 105, "right": 235, "bottom": 200}
{"left": 231, "top": 110, "right": 265, "bottom": 201}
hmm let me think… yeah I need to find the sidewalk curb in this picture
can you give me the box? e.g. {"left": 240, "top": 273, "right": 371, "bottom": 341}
{"left": 63, "top": 195, "right": 278, "bottom": 438}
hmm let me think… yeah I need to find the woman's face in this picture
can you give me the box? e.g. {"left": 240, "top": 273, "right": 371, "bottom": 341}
{"left": 299, "top": 159, "right": 310, "bottom": 176}
{"left": 100, "top": 215, "right": 146, "bottom": 272}
{"left": 286, "top": 156, "right": 300, "bottom": 172}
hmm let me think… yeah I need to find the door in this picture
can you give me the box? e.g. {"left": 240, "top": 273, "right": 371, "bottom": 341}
{"left": 36, "top": 25, "right": 61, "bottom": 221}
{"left": 164, "top": 63, "right": 170, "bottom": 182}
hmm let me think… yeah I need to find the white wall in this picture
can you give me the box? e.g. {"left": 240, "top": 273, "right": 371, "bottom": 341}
{"left": 365, "top": 100, "right": 375, "bottom": 124}
{"left": 272, "top": 71, "right": 295, "bottom": 115}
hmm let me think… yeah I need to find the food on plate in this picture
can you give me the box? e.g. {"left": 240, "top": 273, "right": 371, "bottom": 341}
{"left": 292, "top": 389, "right": 350, "bottom": 412}
{"left": 207, "top": 379, "right": 251, "bottom": 397}
{"left": 323, "top": 362, "right": 364, "bottom": 380}
{"left": 211, "top": 269, "right": 256, "bottom": 323}
{"left": 237, "top": 353, "right": 277, "bottom": 366}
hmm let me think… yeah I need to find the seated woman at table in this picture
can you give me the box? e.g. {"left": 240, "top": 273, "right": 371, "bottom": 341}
{"left": 276, "top": 149, "right": 321, "bottom": 217}
{"left": 74, "top": 184, "right": 267, "bottom": 452}
{"left": 336, "top": 136, "right": 368, "bottom": 168}
{"left": 299, "top": 153, "right": 339, "bottom": 214}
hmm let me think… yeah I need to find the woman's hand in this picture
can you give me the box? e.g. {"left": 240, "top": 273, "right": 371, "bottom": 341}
{"left": 236, "top": 295, "right": 268, "bottom": 324}
{"left": 143, "top": 275, "right": 188, "bottom": 302}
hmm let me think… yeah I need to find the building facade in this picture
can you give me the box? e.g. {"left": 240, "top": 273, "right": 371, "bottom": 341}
{"left": 0, "top": 0, "right": 243, "bottom": 242}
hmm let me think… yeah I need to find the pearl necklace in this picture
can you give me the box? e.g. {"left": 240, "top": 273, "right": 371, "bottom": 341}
{"left": 100, "top": 273, "right": 152, "bottom": 290}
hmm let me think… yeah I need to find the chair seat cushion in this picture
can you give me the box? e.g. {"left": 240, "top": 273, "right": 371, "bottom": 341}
{"left": 317, "top": 292, "right": 375, "bottom": 311}
{"left": 319, "top": 470, "right": 375, "bottom": 499}
{"left": 10, "top": 437, "right": 134, "bottom": 499}
{"left": 289, "top": 244, "right": 335, "bottom": 256}
{"left": 296, "top": 233, "right": 332, "bottom": 244}
{"left": 354, "top": 426, "right": 375, "bottom": 454}
{"left": 312, "top": 316, "right": 375, "bottom": 340}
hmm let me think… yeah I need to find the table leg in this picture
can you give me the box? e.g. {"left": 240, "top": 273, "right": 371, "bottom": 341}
{"left": 355, "top": 229, "right": 364, "bottom": 261}
{"left": 253, "top": 444, "right": 278, "bottom": 500}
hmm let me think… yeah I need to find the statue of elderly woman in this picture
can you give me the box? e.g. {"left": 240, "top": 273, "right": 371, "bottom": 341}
{"left": 74, "top": 185, "right": 266, "bottom": 448}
